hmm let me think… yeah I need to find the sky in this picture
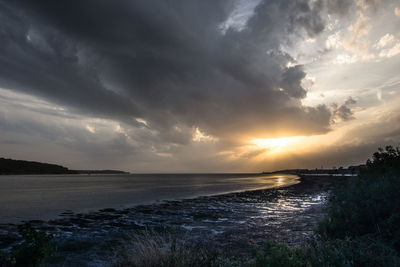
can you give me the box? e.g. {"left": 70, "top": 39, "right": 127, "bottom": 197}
{"left": 0, "top": 0, "right": 399, "bottom": 172}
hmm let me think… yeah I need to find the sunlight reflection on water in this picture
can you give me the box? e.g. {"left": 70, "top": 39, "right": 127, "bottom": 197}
{"left": 0, "top": 173, "right": 299, "bottom": 223}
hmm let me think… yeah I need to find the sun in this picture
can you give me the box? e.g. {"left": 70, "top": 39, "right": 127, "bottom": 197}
{"left": 251, "top": 137, "right": 290, "bottom": 150}
{"left": 250, "top": 137, "right": 299, "bottom": 152}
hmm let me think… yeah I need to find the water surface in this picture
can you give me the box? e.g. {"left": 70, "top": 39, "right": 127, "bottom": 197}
{"left": 0, "top": 173, "right": 298, "bottom": 223}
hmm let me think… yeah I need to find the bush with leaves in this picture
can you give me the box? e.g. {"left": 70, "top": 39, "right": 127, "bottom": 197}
{"left": 0, "top": 223, "right": 57, "bottom": 267}
{"left": 315, "top": 145, "right": 400, "bottom": 265}
{"left": 250, "top": 242, "right": 309, "bottom": 267}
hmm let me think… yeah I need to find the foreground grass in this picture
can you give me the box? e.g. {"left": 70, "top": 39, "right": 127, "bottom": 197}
{"left": 111, "top": 229, "right": 245, "bottom": 267}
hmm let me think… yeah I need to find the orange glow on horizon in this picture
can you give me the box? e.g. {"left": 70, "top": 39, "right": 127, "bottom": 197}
{"left": 251, "top": 137, "right": 304, "bottom": 153}
{"left": 223, "top": 130, "right": 344, "bottom": 164}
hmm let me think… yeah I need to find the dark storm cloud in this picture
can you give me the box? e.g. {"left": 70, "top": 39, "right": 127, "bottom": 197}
{"left": 326, "top": 0, "right": 353, "bottom": 15}
{"left": 332, "top": 97, "right": 357, "bottom": 121}
{"left": 281, "top": 66, "right": 307, "bottom": 98}
{"left": 334, "top": 104, "right": 354, "bottom": 121}
{"left": 0, "top": 0, "right": 353, "bottom": 147}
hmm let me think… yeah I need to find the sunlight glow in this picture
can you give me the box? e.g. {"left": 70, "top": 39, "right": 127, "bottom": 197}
{"left": 251, "top": 137, "right": 299, "bottom": 152}
{"left": 85, "top": 125, "right": 95, "bottom": 134}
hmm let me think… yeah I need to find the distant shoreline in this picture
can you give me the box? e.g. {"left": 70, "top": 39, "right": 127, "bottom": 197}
{"left": 0, "top": 157, "right": 128, "bottom": 175}
{"left": 0, "top": 171, "right": 130, "bottom": 175}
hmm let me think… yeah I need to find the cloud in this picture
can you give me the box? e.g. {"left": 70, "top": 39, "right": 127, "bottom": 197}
{"left": 0, "top": 0, "right": 347, "bottom": 143}
{"left": 334, "top": 104, "right": 354, "bottom": 121}
{"left": 357, "top": 0, "right": 381, "bottom": 11}
{"left": 345, "top": 96, "right": 357, "bottom": 105}
{"left": 332, "top": 97, "right": 357, "bottom": 122}
{"left": 341, "top": 111, "right": 400, "bottom": 147}
{"left": 326, "top": 0, "right": 353, "bottom": 16}
{"left": 371, "top": 33, "right": 400, "bottom": 59}
{"left": 1, "top": 0, "right": 377, "bottom": 171}
{"left": 342, "top": 12, "right": 374, "bottom": 61}
{"left": 379, "top": 43, "right": 400, "bottom": 58}
{"left": 395, "top": 7, "right": 400, "bottom": 18}
{"left": 333, "top": 0, "right": 388, "bottom": 64}
{"left": 252, "top": 108, "right": 400, "bottom": 171}
{"left": 374, "top": 34, "right": 395, "bottom": 49}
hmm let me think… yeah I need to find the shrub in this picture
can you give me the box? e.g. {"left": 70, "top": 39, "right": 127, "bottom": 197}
{"left": 305, "top": 236, "right": 400, "bottom": 267}
{"left": 364, "top": 146, "right": 400, "bottom": 177}
{"left": 317, "top": 146, "right": 400, "bottom": 249}
{"left": 251, "top": 242, "right": 309, "bottom": 267}
{"left": 0, "top": 223, "right": 57, "bottom": 267}
{"left": 314, "top": 145, "right": 400, "bottom": 265}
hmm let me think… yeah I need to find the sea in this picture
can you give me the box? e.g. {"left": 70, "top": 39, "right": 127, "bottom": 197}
{"left": 0, "top": 173, "right": 299, "bottom": 223}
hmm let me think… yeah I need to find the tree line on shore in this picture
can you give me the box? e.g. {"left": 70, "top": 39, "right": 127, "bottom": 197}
{"left": 0, "top": 158, "right": 128, "bottom": 175}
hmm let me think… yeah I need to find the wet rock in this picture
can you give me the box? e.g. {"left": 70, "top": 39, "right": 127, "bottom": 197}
{"left": 99, "top": 208, "right": 117, "bottom": 213}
